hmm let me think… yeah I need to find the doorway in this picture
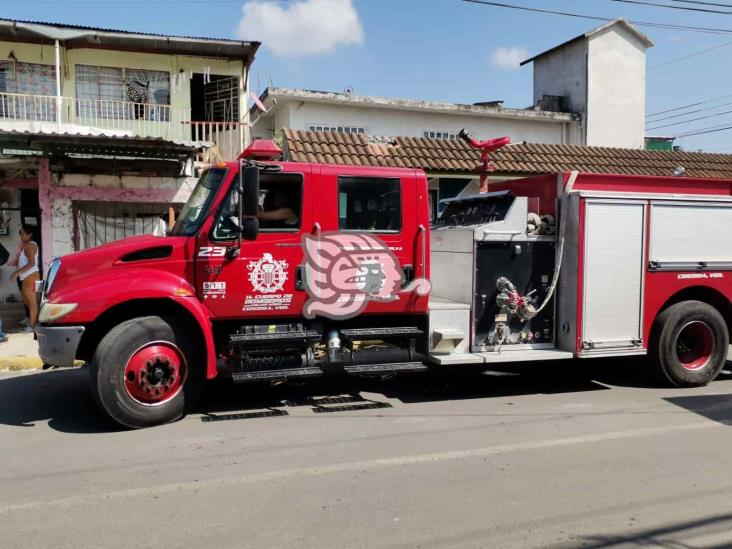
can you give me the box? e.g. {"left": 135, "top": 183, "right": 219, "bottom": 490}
{"left": 189, "top": 74, "right": 242, "bottom": 161}
{"left": 19, "top": 189, "right": 42, "bottom": 270}
{"left": 190, "top": 73, "right": 239, "bottom": 124}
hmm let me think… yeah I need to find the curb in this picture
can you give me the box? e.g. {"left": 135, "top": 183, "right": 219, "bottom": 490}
{"left": 0, "top": 356, "right": 44, "bottom": 371}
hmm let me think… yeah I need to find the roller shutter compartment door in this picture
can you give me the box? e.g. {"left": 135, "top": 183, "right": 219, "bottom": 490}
{"left": 650, "top": 203, "right": 732, "bottom": 269}
{"left": 581, "top": 200, "right": 646, "bottom": 351}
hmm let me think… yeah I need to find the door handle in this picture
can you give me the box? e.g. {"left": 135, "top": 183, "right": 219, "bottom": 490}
{"left": 312, "top": 222, "right": 321, "bottom": 237}
{"left": 296, "top": 265, "right": 306, "bottom": 291}
{"left": 417, "top": 224, "right": 427, "bottom": 278}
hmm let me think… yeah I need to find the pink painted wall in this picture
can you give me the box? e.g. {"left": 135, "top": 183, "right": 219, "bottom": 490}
{"left": 37, "top": 159, "right": 190, "bottom": 273}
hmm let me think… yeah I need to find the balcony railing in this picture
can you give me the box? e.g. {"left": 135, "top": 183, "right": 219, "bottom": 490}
{"left": 0, "top": 92, "right": 245, "bottom": 160}
{"left": 74, "top": 97, "right": 191, "bottom": 142}
{"left": 186, "top": 121, "right": 244, "bottom": 163}
{"left": 0, "top": 92, "right": 58, "bottom": 123}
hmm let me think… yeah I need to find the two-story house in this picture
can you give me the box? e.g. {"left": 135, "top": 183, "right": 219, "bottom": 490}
{"left": 0, "top": 19, "right": 259, "bottom": 299}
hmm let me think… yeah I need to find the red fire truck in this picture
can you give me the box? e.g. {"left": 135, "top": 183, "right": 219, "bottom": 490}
{"left": 37, "top": 140, "right": 732, "bottom": 428}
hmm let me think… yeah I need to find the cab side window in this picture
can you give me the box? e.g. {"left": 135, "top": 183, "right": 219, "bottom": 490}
{"left": 338, "top": 177, "right": 401, "bottom": 232}
{"left": 211, "top": 173, "right": 303, "bottom": 240}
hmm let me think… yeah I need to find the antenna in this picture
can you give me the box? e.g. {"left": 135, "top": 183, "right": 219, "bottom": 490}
{"left": 250, "top": 92, "right": 269, "bottom": 114}
{"left": 249, "top": 93, "right": 277, "bottom": 143}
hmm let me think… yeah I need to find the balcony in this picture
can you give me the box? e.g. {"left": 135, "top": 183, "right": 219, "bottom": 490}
{"left": 0, "top": 92, "right": 244, "bottom": 160}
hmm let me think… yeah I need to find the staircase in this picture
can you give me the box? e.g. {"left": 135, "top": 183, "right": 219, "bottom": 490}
{"left": 0, "top": 302, "right": 28, "bottom": 333}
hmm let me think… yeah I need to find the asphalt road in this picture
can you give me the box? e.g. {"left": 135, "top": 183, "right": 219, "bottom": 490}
{"left": 1, "top": 358, "right": 732, "bottom": 549}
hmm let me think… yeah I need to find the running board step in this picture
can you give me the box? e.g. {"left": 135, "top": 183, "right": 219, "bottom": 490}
{"left": 229, "top": 330, "right": 321, "bottom": 345}
{"left": 232, "top": 367, "right": 323, "bottom": 382}
{"left": 340, "top": 327, "right": 423, "bottom": 340}
{"left": 343, "top": 362, "right": 427, "bottom": 375}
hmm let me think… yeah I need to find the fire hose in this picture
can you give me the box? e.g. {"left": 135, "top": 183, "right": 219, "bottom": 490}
{"left": 529, "top": 170, "right": 579, "bottom": 317}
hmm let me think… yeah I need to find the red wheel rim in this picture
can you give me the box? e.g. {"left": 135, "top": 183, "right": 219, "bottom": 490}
{"left": 676, "top": 321, "right": 715, "bottom": 371}
{"left": 123, "top": 342, "right": 187, "bottom": 406}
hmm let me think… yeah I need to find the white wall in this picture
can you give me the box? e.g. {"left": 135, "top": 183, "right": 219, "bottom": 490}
{"left": 532, "top": 26, "right": 648, "bottom": 149}
{"left": 586, "top": 26, "right": 647, "bottom": 149}
{"left": 47, "top": 174, "right": 197, "bottom": 260}
{"left": 258, "top": 101, "right": 580, "bottom": 145}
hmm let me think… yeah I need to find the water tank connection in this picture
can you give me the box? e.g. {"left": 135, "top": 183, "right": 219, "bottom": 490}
{"left": 495, "top": 277, "right": 538, "bottom": 322}
{"left": 487, "top": 277, "right": 542, "bottom": 352}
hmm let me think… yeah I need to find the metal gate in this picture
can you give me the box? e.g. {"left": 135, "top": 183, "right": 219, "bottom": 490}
{"left": 204, "top": 76, "right": 239, "bottom": 122}
{"left": 73, "top": 201, "right": 173, "bottom": 250}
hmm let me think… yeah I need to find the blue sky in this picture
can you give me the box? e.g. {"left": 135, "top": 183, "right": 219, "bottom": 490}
{"left": 3, "top": 0, "right": 732, "bottom": 152}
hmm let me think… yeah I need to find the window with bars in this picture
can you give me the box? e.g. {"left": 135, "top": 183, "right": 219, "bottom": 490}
{"left": 74, "top": 201, "right": 174, "bottom": 250}
{"left": 75, "top": 64, "right": 171, "bottom": 120}
{"left": 0, "top": 61, "right": 55, "bottom": 95}
{"left": 308, "top": 124, "right": 365, "bottom": 134}
{"left": 0, "top": 61, "right": 56, "bottom": 120}
{"left": 424, "top": 130, "right": 457, "bottom": 140}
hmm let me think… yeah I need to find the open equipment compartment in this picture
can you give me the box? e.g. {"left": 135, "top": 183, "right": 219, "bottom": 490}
{"left": 431, "top": 190, "right": 557, "bottom": 354}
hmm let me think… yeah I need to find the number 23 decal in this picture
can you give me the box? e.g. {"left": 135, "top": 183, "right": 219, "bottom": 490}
{"left": 198, "top": 246, "right": 227, "bottom": 257}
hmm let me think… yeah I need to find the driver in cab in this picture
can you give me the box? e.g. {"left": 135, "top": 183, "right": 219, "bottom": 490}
{"left": 256, "top": 188, "right": 298, "bottom": 228}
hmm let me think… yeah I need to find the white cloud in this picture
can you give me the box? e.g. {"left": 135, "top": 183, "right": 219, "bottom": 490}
{"left": 237, "top": 0, "right": 364, "bottom": 58}
{"left": 490, "top": 46, "right": 530, "bottom": 70}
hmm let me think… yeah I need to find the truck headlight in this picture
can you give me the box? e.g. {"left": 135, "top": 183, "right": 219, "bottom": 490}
{"left": 43, "top": 258, "right": 61, "bottom": 298}
{"left": 38, "top": 303, "right": 78, "bottom": 323}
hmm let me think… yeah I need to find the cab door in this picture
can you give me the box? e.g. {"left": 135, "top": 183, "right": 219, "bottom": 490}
{"left": 318, "top": 166, "right": 427, "bottom": 314}
{"left": 195, "top": 165, "right": 316, "bottom": 320}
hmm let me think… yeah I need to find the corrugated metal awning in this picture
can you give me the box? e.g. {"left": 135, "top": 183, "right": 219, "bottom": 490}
{"left": 0, "top": 19, "right": 259, "bottom": 61}
{"left": 0, "top": 130, "right": 198, "bottom": 160}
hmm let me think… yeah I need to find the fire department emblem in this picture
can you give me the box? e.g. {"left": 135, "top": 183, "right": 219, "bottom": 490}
{"left": 248, "top": 253, "right": 288, "bottom": 293}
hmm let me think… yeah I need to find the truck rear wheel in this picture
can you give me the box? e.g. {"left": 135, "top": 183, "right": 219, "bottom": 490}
{"left": 650, "top": 300, "right": 728, "bottom": 387}
{"left": 89, "top": 316, "right": 203, "bottom": 429}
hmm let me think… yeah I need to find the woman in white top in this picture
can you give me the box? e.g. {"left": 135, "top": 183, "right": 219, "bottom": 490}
{"left": 10, "top": 225, "right": 40, "bottom": 330}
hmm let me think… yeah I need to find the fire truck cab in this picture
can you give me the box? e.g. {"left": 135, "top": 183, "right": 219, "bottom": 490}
{"left": 36, "top": 141, "right": 732, "bottom": 428}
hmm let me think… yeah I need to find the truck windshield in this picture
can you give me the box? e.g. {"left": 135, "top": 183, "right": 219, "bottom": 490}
{"left": 169, "top": 168, "right": 228, "bottom": 236}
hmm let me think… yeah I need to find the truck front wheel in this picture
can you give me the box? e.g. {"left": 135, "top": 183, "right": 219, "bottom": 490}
{"left": 650, "top": 300, "right": 729, "bottom": 388}
{"left": 89, "top": 316, "right": 203, "bottom": 429}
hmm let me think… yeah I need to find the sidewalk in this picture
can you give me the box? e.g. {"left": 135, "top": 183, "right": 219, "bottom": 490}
{"left": 0, "top": 302, "right": 41, "bottom": 371}
{"left": 0, "top": 332, "right": 41, "bottom": 370}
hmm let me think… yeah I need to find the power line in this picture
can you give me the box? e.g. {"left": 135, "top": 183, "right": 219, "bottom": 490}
{"left": 668, "top": 0, "right": 732, "bottom": 8}
{"left": 649, "top": 39, "right": 732, "bottom": 69}
{"left": 646, "top": 108, "right": 732, "bottom": 129}
{"left": 610, "top": 0, "right": 732, "bottom": 14}
{"left": 462, "top": 0, "right": 732, "bottom": 34}
{"left": 646, "top": 94, "right": 732, "bottom": 117}
{"left": 668, "top": 119, "right": 732, "bottom": 134}
{"left": 678, "top": 124, "right": 732, "bottom": 137}
{"left": 646, "top": 101, "right": 732, "bottom": 122}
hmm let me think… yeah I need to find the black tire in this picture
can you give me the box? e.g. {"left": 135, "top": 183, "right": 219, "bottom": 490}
{"left": 89, "top": 316, "right": 203, "bottom": 429}
{"left": 649, "top": 300, "right": 729, "bottom": 388}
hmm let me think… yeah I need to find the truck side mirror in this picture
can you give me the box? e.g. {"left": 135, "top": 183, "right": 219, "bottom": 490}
{"left": 242, "top": 165, "right": 260, "bottom": 217}
{"left": 241, "top": 216, "right": 259, "bottom": 241}
{"left": 239, "top": 164, "right": 260, "bottom": 241}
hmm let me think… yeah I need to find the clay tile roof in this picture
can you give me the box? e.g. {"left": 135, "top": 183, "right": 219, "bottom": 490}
{"left": 280, "top": 128, "right": 732, "bottom": 179}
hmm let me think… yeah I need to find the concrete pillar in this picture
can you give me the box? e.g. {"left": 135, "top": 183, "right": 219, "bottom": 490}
{"left": 38, "top": 158, "right": 54, "bottom": 275}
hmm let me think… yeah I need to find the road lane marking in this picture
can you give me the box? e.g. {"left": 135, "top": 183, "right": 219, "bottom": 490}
{"left": 0, "top": 421, "right": 720, "bottom": 515}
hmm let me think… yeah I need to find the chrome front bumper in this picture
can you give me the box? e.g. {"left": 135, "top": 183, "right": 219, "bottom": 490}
{"left": 36, "top": 325, "right": 85, "bottom": 367}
